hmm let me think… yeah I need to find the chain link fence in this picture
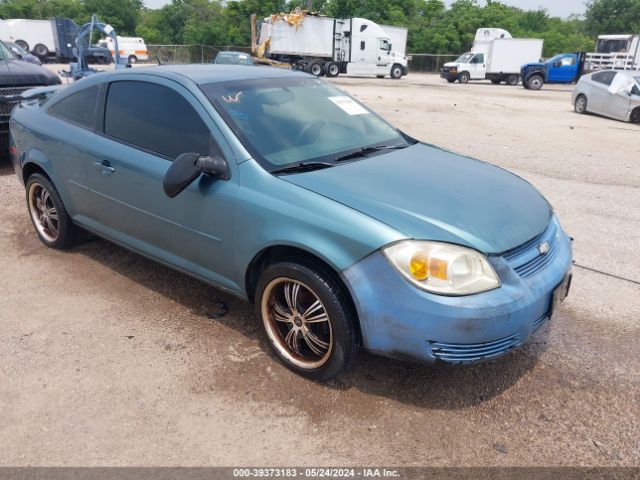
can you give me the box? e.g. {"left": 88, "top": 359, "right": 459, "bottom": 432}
{"left": 145, "top": 45, "right": 456, "bottom": 73}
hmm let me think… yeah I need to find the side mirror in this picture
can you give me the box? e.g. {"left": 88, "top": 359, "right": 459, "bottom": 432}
{"left": 553, "top": 61, "right": 561, "bottom": 68}
{"left": 163, "top": 152, "right": 230, "bottom": 198}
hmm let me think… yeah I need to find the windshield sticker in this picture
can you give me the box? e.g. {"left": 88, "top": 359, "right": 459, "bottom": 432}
{"left": 328, "top": 96, "right": 369, "bottom": 115}
{"left": 222, "top": 92, "right": 243, "bottom": 103}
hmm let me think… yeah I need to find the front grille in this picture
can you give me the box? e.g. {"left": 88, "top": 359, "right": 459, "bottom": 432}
{"left": 503, "top": 219, "right": 560, "bottom": 278}
{"left": 428, "top": 334, "right": 521, "bottom": 363}
{"left": 0, "top": 86, "right": 29, "bottom": 116}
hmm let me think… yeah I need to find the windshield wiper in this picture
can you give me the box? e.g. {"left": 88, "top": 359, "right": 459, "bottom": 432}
{"left": 271, "top": 161, "right": 334, "bottom": 175}
{"left": 333, "top": 144, "right": 410, "bottom": 162}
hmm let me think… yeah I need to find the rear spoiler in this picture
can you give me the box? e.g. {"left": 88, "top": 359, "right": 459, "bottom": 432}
{"left": 0, "top": 85, "right": 65, "bottom": 104}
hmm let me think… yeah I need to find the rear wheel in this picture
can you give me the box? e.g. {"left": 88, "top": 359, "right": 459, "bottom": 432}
{"left": 128, "top": 55, "right": 137, "bottom": 64}
{"left": 26, "top": 174, "right": 78, "bottom": 249}
{"left": 15, "top": 40, "right": 29, "bottom": 52}
{"left": 506, "top": 74, "right": 519, "bottom": 86}
{"left": 308, "top": 61, "right": 324, "bottom": 77}
{"left": 34, "top": 44, "right": 49, "bottom": 58}
{"left": 526, "top": 75, "right": 544, "bottom": 90}
{"left": 255, "top": 261, "right": 359, "bottom": 380}
{"left": 574, "top": 94, "right": 588, "bottom": 114}
{"left": 630, "top": 107, "right": 640, "bottom": 123}
{"left": 324, "top": 61, "right": 339, "bottom": 77}
{"left": 458, "top": 72, "right": 470, "bottom": 84}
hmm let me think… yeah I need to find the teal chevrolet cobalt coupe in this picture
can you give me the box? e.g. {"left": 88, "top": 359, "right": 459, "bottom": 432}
{"left": 10, "top": 65, "right": 572, "bottom": 380}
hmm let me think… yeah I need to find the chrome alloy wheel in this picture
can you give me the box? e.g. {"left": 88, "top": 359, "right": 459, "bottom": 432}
{"left": 28, "top": 182, "right": 59, "bottom": 242}
{"left": 261, "top": 278, "right": 333, "bottom": 369}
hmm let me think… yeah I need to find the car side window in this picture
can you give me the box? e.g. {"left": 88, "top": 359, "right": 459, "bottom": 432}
{"left": 104, "top": 81, "right": 211, "bottom": 159}
{"left": 592, "top": 71, "right": 616, "bottom": 86}
{"left": 48, "top": 85, "right": 100, "bottom": 130}
{"left": 561, "top": 56, "right": 575, "bottom": 66}
{"left": 472, "top": 54, "right": 484, "bottom": 64}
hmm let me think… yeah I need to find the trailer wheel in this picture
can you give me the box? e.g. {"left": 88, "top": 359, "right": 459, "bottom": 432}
{"left": 15, "top": 40, "right": 29, "bottom": 52}
{"left": 308, "top": 61, "right": 324, "bottom": 77}
{"left": 526, "top": 75, "right": 544, "bottom": 90}
{"left": 324, "top": 62, "right": 339, "bottom": 78}
{"left": 506, "top": 74, "right": 519, "bottom": 86}
{"left": 390, "top": 64, "right": 403, "bottom": 79}
{"left": 458, "top": 72, "right": 470, "bottom": 84}
{"left": 34, "top": 44, "right": 49, "bottom": 58}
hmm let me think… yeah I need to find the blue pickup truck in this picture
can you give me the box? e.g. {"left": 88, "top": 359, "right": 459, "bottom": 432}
{"left": 521, "top": 52, "right": 586, "bottom": 90}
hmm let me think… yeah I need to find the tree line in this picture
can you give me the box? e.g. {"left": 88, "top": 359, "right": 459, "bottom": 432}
{"left": 0, "top": 0, "right": 638, "bottom": 56}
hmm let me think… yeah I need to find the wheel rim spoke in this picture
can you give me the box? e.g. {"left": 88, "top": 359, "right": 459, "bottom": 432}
{"left": 284, "top": 282, "right": 300, "bottom": 312}
{"left": 302, "top": 326, "right": 329, "bottom": 353}
{"left": 302, "top": 299, "right": 322, "bottom": 318}
{"left": 285, "top": 327, "right": 300, "bottom": 354}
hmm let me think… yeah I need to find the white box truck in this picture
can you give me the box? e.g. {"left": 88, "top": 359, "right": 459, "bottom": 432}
{"left": 441, "top": 28, "right": 543, "bottom": 85}
{"left": 254, "top": 13, "right": 409, "bottom": 79}
{"left": 0, "top": 19, "right": 56, "bottom": 59}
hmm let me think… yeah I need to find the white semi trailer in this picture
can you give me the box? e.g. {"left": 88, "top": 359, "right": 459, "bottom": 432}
{"left": 441, "top": 28, "right": 543, "bottom": 85}
{"left": 0, "top": 19, "right": 56, "bottom": 59}
{"left": 254, "top": 14, "right": 409, "bottom": 79}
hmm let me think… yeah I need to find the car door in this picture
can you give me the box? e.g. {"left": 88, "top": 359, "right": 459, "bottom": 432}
{"left": 83, "top": 77, "right": 239, "bottom": 290}
{"left": 587, "top": 71, "right": 617, "bottom": 115}
{"left": 604, "top": 72, "right": 634, "bottom": 120}
{"left": 347, "top": 38, "right": 376, "bottom": 76}
{"left": 552, "top": 55, "right": 578, "bottom": 83}
{"left": 375, "top": 38, "right": 391, "bottom": 76}
{"left": 469, "top": 54, "right": 486, "bottom": 79}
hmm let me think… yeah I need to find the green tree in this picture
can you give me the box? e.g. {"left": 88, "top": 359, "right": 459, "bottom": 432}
{"left": 83, "top": 0, "right": 144, "bottom": 34}
{"left": 584, "top": 0, "right": 640, "bottom": 36}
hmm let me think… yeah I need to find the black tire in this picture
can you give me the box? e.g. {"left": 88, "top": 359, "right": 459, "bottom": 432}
{"left": 255, "top": 260, "right": 359, "bottom": 381}
{"left": 574, "top": 94, "right": 588, "bottom": 114}
{"left": 390, "top": 64, "right": 403, "bottom": 79}
{"left": 34, "top": 44, "right": 49, "bottom": 58}
{"left": 458, "top": 72, "right": 470, "bottom": 84}
{"left": 15, "top": 40, "right": 29, "bottom": 52}
{"left": 506, "top": 74, "right": 519, "bottom": 86}
{"left": 526, "top": 75, "right": 544, "bottom": 90}
{"left": 376, "top": 75, "right": 385, "bottom": 79}
{"left": 630, "top": 108, "right": 640, "bottom": 124}
{"left": 25, "top": 173, "right": 78, "bottom": 249}
{"left": 446, "top": 78, "right": 456, "bottom": 83}
{"left": 491, "top": 79, "right": 502, "bottom": 85}
{"left": 307, "top": 61, "right": 324, "bottom": 77}
{"left": 128, "top": 55, "right": 137, "bottom": 64}
{"left": 324, "top": 61, "right": 340, "bottom": 77}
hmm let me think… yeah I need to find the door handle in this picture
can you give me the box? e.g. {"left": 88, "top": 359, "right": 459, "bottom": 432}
{"left": 93, "top": 160, "right": 115, "bottom": 175}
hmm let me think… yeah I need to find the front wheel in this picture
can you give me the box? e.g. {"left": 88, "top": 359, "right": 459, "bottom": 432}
{"left": 526, "top": 75, "right": 544, "bottom": 90}
{"left": 458, "top": 72, "right": 470, "bottom": 84}
{"left": 390, "top": 64, "right": 403, "bottom": 79}
{"left": 26, "top": 174, "right": 78, "bottom": 249}
{"left": 255, "top": 261, "right": 360, "bottom": 380}
{"left": 574, "top": 94, "right": 588, "bottom": 114}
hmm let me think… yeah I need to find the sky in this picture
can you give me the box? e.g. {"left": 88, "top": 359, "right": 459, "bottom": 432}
{"left": 443, "top": 0, "right": 587, "bottom": 18}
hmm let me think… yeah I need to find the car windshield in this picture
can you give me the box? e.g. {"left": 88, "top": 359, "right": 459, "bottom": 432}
{"left": 201, "top": 77, "right": 413, "bottom": 170}
{"left": 455, "top": 53, "right": 474, "bottom": 63}
{"left": 0, "top": 42, "right": 18, "bottom": 60}
{"left": 216, "top": 53, "right": 253, "bottom": 65}
{"left": 8, "top": 43, "right": 27, "bottom": 55}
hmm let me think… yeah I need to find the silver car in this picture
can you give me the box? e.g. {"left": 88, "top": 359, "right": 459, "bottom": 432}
{"left": 572, "top": 70, "right": 640, "bottom": 123}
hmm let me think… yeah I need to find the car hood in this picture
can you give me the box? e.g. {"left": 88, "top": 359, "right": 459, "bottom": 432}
{"left": 522, "top": 62, "right": 544, "bottom": 69}
{"left": 443, "top": 62, "right": 459, "bottom": 68}
{"left": 0, "top": 60, "right": 60, "bottom": 87}
{"left": 282, "top": 143, "right": 551, "bottom": 254}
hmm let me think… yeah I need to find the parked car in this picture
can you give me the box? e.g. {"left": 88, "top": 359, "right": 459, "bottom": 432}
{"left": 9, "top": 65, "right": 573, "bottom": 380}
{"left": 0, "top": 44, "right": 60, "bottom": 157}
{"left": 572, "top": 70, "right": 640, "bottom": 123}
{"left": 82, "top": 45, "right": 113, "bottom": 65}
{"left": 212, "top": 51, "right": 254, "bottom": 65}
{"left": 3, "top": 40, "right": 42, "bottom": 65}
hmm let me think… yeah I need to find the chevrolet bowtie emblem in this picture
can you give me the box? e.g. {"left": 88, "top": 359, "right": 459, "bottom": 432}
{"left": 538, "top": 241, "right": 551, "bottom": 255}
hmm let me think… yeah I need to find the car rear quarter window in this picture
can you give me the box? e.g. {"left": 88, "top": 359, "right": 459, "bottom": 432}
{"left": 591, "top": 71, "right": 617, "bottom": 86}
{"left": 104, "top": 81, "right": 211, "bottom": 159}
{"left": 48, "top": 85, "right": 100, "bottom": 130}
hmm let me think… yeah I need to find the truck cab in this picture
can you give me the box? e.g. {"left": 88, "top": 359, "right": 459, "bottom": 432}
{"left": 441, "top": 52, "right": 486, "bottom": 83}
{"left": 521, "top": 52, "right": 586, "bottom": 90}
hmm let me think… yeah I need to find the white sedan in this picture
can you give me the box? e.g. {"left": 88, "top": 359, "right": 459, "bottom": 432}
{"left": 572, "top": 70, "right": 640, "bottom": 123}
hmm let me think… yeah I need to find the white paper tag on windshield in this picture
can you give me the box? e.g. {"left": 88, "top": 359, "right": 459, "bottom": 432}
{"left": 328, "top": 96, "right": 369, "bottom": 115}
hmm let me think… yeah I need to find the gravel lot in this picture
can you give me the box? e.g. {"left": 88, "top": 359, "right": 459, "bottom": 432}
{"left": 0, "top": 72, "right": 638, "bottom": 467}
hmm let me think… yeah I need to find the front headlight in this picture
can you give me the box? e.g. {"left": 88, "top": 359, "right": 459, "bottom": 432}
{"left": 383, "top": 241, "right": 500, "bottom": 296}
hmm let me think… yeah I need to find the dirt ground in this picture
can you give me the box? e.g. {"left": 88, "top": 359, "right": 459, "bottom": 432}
{"left": 0, "top": 72, "right": 638, "bottom": 467}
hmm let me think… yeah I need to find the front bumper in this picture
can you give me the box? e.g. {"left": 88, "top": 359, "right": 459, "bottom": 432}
{"left": 440, "top": 68, "right": 458, "bottom": 80}
{"left": 342, "top": 216, "right": 573, "bottom": 364}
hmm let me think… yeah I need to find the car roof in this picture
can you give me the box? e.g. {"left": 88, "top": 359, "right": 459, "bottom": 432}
{"left": 96, "top": 64, "right": 308, "bottom": 85}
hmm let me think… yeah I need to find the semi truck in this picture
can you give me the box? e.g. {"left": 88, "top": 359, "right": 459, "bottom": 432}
{"left": 253, "top": 12, "right": 409, "bottom": 79}
{"left": 441, "top": 28, "right": 543, "bottom": 85}
{"left": 521, "top": 52, "right": 587, "bottom": 90}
